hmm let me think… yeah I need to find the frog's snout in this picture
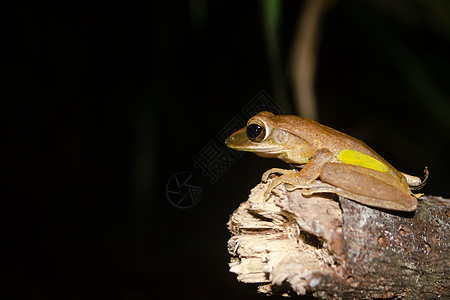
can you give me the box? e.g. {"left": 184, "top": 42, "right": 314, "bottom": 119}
{"left": 225, "top": 135, "right": 234, "bottom": 147}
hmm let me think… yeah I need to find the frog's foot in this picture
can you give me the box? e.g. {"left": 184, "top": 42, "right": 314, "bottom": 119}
{"left": 261, "top": 168, "right": 298, "bottom": 182}
{"left": 404, "top": 167, "right": 429, "bottom": 190}
{"left": 263, "top": 173, "right": 313, "bottom": 200}
{"left": 286, "top": 179, "right": 334, "bottom": 193}
{"left": 263, "top": 176, "right": 288, "bottom": 200}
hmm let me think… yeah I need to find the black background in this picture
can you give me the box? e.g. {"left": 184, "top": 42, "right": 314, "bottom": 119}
{"left": 3, "top": 1, "right": 450, "bottom": 299}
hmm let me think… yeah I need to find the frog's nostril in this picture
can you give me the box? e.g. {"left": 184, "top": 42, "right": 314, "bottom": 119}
{"left": 225, "top": 135, "right": 234, "bottom": 146}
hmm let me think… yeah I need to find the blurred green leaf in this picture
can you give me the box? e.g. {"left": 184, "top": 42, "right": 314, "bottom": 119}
{"left": 262, "top": 0, "right": 290, "bottom": 112}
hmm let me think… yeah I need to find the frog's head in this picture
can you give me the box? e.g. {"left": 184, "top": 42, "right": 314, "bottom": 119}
{"left": 225, "top": 111, "right": 316, "bottom": 164}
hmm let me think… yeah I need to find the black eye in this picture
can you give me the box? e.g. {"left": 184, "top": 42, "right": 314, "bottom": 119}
{"left": 246, "top": 123, "right": 266, "bottom": 142}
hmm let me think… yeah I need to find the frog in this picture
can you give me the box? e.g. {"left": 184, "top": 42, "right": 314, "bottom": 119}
{"left": 225, "top": 111, "right": 428, "bottom": 212}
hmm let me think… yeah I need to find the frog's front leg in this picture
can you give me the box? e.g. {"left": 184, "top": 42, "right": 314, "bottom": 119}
{"left": 264, "top": 148, "right": 334, "bottom": 199}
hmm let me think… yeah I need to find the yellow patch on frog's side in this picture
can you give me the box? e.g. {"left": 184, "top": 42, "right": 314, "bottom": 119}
{"left": 338, "top": 149, "right": 389, "bottom": 172}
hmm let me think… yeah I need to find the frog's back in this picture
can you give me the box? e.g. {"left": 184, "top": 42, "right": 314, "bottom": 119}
{"left": 272, "top": 115, "right": 397, "bottom": 173}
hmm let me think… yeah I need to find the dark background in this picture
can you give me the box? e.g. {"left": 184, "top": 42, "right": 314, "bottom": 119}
{"left": 3, "top": 0, "right": 450, "bottom": 299}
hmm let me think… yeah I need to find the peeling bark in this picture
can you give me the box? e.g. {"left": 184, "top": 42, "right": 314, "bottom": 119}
{"left": 227, "top": 179, "right": 450, "bottom": 298}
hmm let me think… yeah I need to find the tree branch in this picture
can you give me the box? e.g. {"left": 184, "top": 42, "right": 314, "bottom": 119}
{"left": 227, "top": 179, "right": 450, "bottom": 298}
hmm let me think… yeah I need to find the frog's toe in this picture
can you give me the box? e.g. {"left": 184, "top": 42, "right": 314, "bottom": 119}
{"left": 263, "top": 177, "right": 284, "bottom": 200}
{"left": 261, "top": 171, "right": 273, "bottom": 182}
{"left": 261, "top": 168, "right": 298, "bottom": 182}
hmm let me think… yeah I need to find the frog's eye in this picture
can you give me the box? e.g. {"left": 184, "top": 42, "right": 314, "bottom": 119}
{"left": 246, "top": 122, "right": 267, "bottom": 142}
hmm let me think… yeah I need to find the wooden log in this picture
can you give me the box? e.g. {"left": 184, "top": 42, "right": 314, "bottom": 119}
{"left": 227, "top": 178, "right": 450, "bottom": 298}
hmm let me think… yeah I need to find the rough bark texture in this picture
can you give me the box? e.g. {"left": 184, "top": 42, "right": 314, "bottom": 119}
{"left": 227, "top": 178, "right": 450, "bottom": 298}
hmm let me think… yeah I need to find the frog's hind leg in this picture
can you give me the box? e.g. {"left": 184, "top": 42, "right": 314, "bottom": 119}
{"left": 319, "top": 163, "right": 417, "bottom": 212}
{"left": 304, "top": 186, "right": 416, "bottom": 212}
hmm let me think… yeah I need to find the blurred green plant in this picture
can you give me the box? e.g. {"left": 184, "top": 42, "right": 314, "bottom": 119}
{"left": 262, "top": 0, "right": 291, "bottom": 113}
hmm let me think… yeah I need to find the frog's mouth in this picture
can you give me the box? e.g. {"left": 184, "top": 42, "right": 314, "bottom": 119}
{"left": 226, "top": 140, "right": 282, "bottom": 156}
{"left": 253, "top": 150, "right": 283, "bottom": 159}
